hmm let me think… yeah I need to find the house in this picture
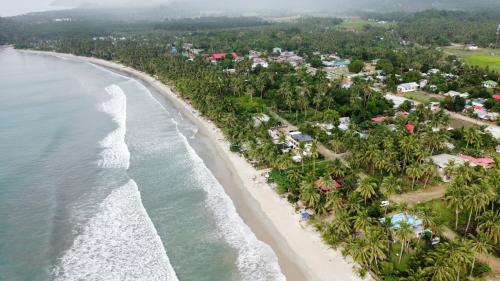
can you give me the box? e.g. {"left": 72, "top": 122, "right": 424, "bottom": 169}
{"left": 428, "top": 68, "right": 440, "bottom": 75}
{"left": 429, "top": 85, "right": 438, "bottom": 92}
{"left": 492, "top": 94, "right": 500, "bottom": 101}
{"left": 248, "top": 50, "right": 261, "bottom": 59}
{"left": 252, "top": 58, "right": 269, "bottom": 69}
{"left": 210, "top": 52, "right": 238, "bottom": 61}
{"left": 405, "top": 123, "right": 415, "bottom": 133}
{"left": 397, "top": 82, "right": 419, "bottom": 93}
{"left": 385, "top": 94, "right": 414, "bottom": 109}
{"left": 395, "top": 111, "right": 410, "bottom": 118}
{"left": 371, "top": 116, "right": 387, "bottom": 123}
{"left": 482, "top": 80, "right": 498, "bottom": 88}
{"left": 445, "top": 90, "right": 469, "bottom": 99}
{"left": 496, "top": 145, "right": 500, "bottom": 153}
{"left": 253, "top": 113, "right": 270, "bottom": 127}
{"left": 338, "top": 117, "right": 350, "bottom": 131}
{"left": 334, "top": 59, "right": 351, "bottom": 68}
{"left": 268, "top": 129, "right": 281, "bottom": 143}
{"left": 465, "top": 44, "right": 479, "bottom": 50}
{"left": 419, "top": 79, "right": 428, "bottom": 88}
{"left": 341, "top": 79, "right": 352, "bottom": 89}
{"left": 314, "top": 178, "right": 342, "bottom": 192}
{"left": 429, "top": 102, "right": 441, "bottom": 111}
{"left": 390, "top": 212, "right": 425, "bottom": 236}
{"left": 287, "top": 131, "right": 313, "bottom": 150}
{"left": 458, "top": 154, "right": 495, "bottom": 168}
{"left": 272, "top": 47, "right": 282, "bottom": 54}
{"left": 429, "top": 154, "right": 467, "bottom": 181}
{"left": 485, "top": 126, "right": 500, "bottom": 139}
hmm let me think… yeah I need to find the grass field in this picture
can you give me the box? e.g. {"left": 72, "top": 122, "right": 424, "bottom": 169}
{"left": 443, "top": 46, "right": 500, "bottom": 73}
{"left": 338, "top": 18, "right": 394, "bottom": 31}
{"left": 403, "top": 91, "right": 444, "bottom": 104}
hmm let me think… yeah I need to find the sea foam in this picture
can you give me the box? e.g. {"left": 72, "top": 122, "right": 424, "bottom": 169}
{"left": 174, "top": 120, "right": 286, "bottom": 281}
{"left": 97, "top": 85, "right": 130, "bottom": 169}
{"left": 53, "top": 180, "right": 179, "bottom": 281}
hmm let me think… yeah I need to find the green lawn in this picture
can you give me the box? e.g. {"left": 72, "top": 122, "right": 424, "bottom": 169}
{"left": 444, "top": 46, "right": 500, "bottom": 73}
{"left": 463, "top": 55, "right": 500, "bottom": 72}
{"left": 338, "top": 18, "right": 394, "bottom": 31}
{"left": 403, "top": 91, "right": 444, "bottom": 104}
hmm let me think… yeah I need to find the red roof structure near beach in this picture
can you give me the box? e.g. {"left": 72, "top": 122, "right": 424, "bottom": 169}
{"left": 473, "top": 105, "right": 484, "bottom": 110}
{"left": 458, "top": 154, "right": 495, "bottom": 168}
{"left": 210, "top": 52, "right": 238, "bottom": 60}
{"left": 493, "top": 94, "right": 500, "bottom": 100}
{"left": 314, "top": 179, "right": 341, "bottom": 192}
{"left": 211, "top": 53, "right": 226, "bottom": 60}
{"left": 371, "top": 116, "right": 386, "bottom": 123}
{"left": 405, "top": 123, "right": 415, "bottom": 133}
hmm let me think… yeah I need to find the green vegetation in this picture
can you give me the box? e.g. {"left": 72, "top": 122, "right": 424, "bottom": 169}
{"left": 445, "top": 47, "right": 500, "bottom": 73}
{"left": 402, "top": 91, "right": 444, "bottom": 104}
{"left": 3, "top": 10, "right": 499, "bottom": 281}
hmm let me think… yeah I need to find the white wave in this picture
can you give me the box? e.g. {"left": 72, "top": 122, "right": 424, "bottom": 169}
{"left": 53, "top": 180, "right": 179, "bottom": 281}
{"left": 97, "top": 85, "right": 130, "bottom": 169}
{"left": 173, "top": 120, "right": 286, "bottom": 281}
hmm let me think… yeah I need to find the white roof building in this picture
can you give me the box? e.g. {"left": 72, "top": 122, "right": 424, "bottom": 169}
{"left": 397, "top": 82, "right": 419, "bottom": 93}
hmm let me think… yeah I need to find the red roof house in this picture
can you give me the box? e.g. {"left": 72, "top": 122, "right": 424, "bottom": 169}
{"left": 492, "top": 94, "right": 500, "bottom": 101}
{"left": 405, "top": 123, "right": 415, "bottom": 133}
{"left": 458, "top": 154, "right": 495, "bottom": 168}
{"left": 473, "top": 105, "right": 484, "bottom": 111}
{"left": 371, "top": 116, "right": 386, "bottom": 123}
{"left": 314, "top": 178, "right": 342, "bottom": 192}
{"left": 211, "top": 53, "right": 227, "bottom": 60}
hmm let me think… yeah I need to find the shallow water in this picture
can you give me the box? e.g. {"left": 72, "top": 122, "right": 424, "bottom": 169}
{"left": 0, "top": 48, "right": 285, "bottom": 281}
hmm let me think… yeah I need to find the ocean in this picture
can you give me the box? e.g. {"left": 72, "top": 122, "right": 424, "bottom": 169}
{"left": 0, "top": 47, "right": 285, "bottom": 281}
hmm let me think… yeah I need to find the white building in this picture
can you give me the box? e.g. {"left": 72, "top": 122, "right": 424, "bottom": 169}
{"left": 397, "top": 82, "right": 419, "bottom": 93}
{"left": 429, "top": 154, "right": 467, "bottom": 182}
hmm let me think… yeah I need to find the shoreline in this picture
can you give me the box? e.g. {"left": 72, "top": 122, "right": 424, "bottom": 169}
{"left": 23, "top": 49, "right": 365, "bottom": 281}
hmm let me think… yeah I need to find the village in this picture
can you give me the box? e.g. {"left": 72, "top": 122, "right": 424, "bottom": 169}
{"left": 173, "top": 41, "right": 500, "bottom": 280}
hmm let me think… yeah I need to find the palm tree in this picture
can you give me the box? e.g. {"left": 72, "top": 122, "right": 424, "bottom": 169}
{"left": 477, "top": 211, "right": 500, "bottom": 243}
{"left": 406, "top": 163, "right": 424, "bottom": 190}
{"left": 325, "top": 190, "right": 343, "bottom": 211}
{"left": 423, "top": 249, "right": 456, "bottom": 281}
{"left": 380, "top": 176, "right": 401, "bottom": 199}
{"left": 310, "top": 139, "right": 319, "bottom": 176}
{"left": 445, "top": 185, "right": 464, "bottom": 230}
{"left": 331, "top": 210, "right": 352, "bottom": 237}
{"left": 354, "top": 210, "right": 373, "bottom": 234}
{"left": 394, "top": 221, "right": 414, "bottom": 263}
{"left": 356, "top": 178, "right": 377, "bottom": 205}
{"left": 300, "top": 181, "right": 321, "bottom": 210}
{"left": 365, "top": 227, "right": 388, "bottom": 267}
{"left": 468, "top": 233, "right": 492, "bottom": 277}
{"left": 463, "top": 127, "right": 482, "bottom": 149}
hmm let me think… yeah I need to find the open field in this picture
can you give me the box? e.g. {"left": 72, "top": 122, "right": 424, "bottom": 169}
{"left": 443, "top": 46, "right": 500, "bottom": 73}
{"left": 338, "top": 18, "right": 394, "bottom": 31}
{"left": 402, "top": 91, "right": 444, "bottom": 104}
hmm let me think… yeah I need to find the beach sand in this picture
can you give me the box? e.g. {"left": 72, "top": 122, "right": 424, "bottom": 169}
{"left": 23, "top": 49, "right": 366, "bottom": 281}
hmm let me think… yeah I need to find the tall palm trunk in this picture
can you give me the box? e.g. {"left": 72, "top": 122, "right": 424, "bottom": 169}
{"left": 399, "top": 240, "right": 405, "bottom": 263}
{"left": 465, "top": 209, "right": 474, "bottom": 233}
{"left": 455, "top": 208, "right": 459, "bottom": 230}
{"left": 470, "top": 255, "right": 476, "bottom": 277}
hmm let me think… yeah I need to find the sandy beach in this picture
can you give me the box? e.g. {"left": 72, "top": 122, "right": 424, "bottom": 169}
{"left": 23, "top": 49, "right": 366, "bottom": 281}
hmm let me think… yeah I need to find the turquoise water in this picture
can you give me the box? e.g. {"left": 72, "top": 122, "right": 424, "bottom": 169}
{"left": 0, "top": 48, "right": 284, "bottom": 281}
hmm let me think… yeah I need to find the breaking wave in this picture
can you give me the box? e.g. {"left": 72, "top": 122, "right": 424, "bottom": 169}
{"left": 173, "top": 120, "right": 286, "bottom": 281}
{"left": 97, "top": 84, "right": 130, "bottom": 169}
{"left": 53, "top": 180, "right": 179, "bottom": 281}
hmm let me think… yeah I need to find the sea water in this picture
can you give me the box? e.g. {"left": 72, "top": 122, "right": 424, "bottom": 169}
{"left": 0, "top": 47, "right": 285, "bottom": 281}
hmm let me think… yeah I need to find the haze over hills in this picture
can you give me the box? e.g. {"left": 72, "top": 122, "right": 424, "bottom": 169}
{"left": 6, "top": 0, "right": 500, "bottom": 22}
